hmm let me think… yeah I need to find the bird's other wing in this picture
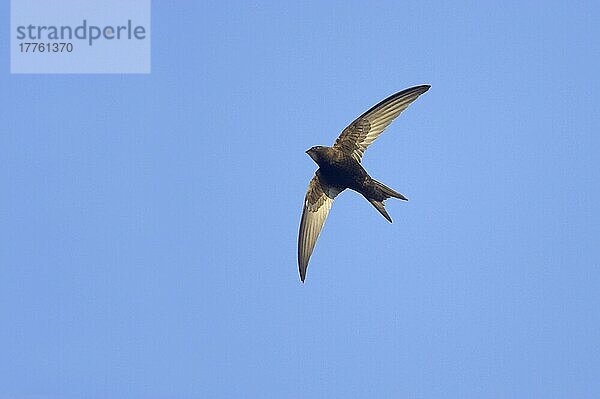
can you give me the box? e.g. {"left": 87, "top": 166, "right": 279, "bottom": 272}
{"left": 333, "top": 85, "right": 430, "bottom": 162}
{"left": 298, "top": 173, "right": 341, "bottom": 282}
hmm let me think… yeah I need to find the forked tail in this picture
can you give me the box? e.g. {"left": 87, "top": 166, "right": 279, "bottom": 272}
{"left": 368, "top": 199, "right": 393, "bottom": 223}
{"left": 367, "top": 179, "right": 408, "bottom": 223}
{"left": 372, "top": 179, "right": 408, "bottom": 201}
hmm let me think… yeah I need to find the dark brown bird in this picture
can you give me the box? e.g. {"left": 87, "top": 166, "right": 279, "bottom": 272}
{"left": 298, "top": 85, "right": 430, "bottom": 282}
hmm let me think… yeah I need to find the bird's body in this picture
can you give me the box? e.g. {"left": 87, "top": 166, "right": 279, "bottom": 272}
{"left": 309, "top": 146, "right": 404, "bottom": 208}
{"left": 298, "top": 85, "right": 430, "bottom": 282}
{"left": 309, "top": 147, "right": 363, "bottom": 191}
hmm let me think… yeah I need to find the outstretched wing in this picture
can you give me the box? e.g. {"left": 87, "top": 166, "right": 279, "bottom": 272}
{"left": 298, "top": 173, "right": 341, "bottom": 282}
{"left": 333, "top": 85, "right": 430, "bottom": 162}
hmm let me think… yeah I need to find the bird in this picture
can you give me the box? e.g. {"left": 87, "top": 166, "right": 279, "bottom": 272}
{"left": 298, "top": 84, "right": 430, "bottom": 282}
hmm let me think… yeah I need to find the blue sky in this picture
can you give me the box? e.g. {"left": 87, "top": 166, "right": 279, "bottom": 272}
{"left": 1, "top": 1, "right": 599, "bottom": 398}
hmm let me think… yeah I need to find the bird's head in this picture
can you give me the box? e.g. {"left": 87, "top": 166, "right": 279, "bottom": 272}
{"left": 306, "top": 146, "right": 328, "bottom": 164}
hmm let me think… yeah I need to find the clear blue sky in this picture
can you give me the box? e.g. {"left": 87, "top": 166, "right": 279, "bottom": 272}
{"left": 1, "top": 1, "right": 599, "bottom": 398}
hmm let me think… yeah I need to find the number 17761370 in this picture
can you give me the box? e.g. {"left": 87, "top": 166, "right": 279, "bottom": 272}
{"left": 19, "top": 42, "right": 73, "bottom": 52}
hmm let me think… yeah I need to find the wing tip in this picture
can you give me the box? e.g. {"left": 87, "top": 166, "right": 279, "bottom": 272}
{"left": 415, "top": 84, "right": 431, "bottom": 94}
{"left": 393, "top": 84, "right": 431, "bottom": 100}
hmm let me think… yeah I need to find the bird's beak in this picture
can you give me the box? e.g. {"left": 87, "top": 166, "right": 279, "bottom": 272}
{"left": 306, "top": 148, "right": 318, "bottom": 162}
